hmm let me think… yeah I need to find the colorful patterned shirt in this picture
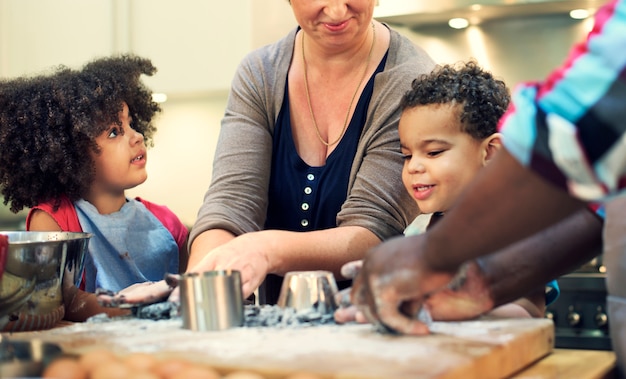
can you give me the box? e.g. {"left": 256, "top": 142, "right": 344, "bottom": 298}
{"left": 499, "top": 0, "right": 626, "bottom": 202}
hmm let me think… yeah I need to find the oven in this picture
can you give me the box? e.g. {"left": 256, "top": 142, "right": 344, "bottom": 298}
{"left": 546, "top": 256, "right": 611, "bottom": 350}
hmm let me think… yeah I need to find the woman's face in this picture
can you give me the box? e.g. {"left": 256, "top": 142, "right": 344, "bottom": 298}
{"left": 290, "top": 0, "right": 375, "bottom": 49}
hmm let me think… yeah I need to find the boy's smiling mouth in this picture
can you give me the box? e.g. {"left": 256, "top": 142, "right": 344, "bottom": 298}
{"left": 412, "top": 184, "right": 436, "bottom": 202}
{"left": 415, "top": 184, "right": 434, "bottom": 192}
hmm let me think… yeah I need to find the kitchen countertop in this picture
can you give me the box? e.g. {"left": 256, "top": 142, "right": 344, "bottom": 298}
{"left": 1, "top": 317, "right": 616, "bottom": 379}
{"left": 514, "top": 348, "right": 616, "bottom": 378}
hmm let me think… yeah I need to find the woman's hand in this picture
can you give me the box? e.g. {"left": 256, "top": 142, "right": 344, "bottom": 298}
{"left": 189, "top": 231, "right": 272, "bottom": 299}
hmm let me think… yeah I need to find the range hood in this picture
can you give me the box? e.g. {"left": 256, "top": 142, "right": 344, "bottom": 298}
{"left": 374, "top": 0, "right": 605, "bottom": 27}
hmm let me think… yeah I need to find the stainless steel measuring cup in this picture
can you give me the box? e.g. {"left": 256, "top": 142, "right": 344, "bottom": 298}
{"left": 179, "top": 270, "right": 244, "bottom": 331}
{"left": 277, "top": 270, "right": 339, "bottom": 316}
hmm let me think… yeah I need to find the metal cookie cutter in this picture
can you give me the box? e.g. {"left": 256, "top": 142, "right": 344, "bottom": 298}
{"left": 179, "top": 270, "right": 244, "bottom": 331}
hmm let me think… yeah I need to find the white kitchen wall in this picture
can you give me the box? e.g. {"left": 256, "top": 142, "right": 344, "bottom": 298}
{"left": 0, "top": 0, "right": 115, "bottom": 77}
{"left": 125, "top": 1, "right": 295, "bottom": 226}
{"left": 0, "top": 0, "right": 254, "bottom": 94}
{"left": 251, "top": 0, "right": 297, "bottom": 48}
{"left": 0, "top": 0, "right": 296, "bottom": 227}
{"left": 125, "top": 93, "right": 228, "bottom": 227}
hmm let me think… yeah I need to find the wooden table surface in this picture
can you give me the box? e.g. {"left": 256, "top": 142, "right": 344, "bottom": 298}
{"left": 2, "top": 319, "right": 617, "bottom": 379}
{"left": 514, "top": 348, "right": 616, "bottom": 379}
{"left": 4, "top": 317, "right": 557, "bottom": 379}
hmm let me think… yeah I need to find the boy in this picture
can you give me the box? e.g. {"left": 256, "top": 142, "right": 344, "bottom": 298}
{"left": 398, "top": 60, "right": 557, "bottom": 318}
{"left": 335, "top": 61, "right": 557, "bottom": 324}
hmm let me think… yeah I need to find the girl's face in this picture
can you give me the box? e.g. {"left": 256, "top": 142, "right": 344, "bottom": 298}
{"left": 290, "top": 0, "right": 375, "bottom": 49}
{"left": 90, "top": 102, "right": 148, "bottom": 196}
{"left": 399, "top": 104, "right": 499, "bottom": 215}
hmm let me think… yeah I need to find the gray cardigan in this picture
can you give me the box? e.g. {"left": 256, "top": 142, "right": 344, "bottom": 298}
{"left": 190, "top": 26, "right": 436, "bottom": 245}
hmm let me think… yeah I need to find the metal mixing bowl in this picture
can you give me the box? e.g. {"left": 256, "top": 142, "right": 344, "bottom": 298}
{"left": 0, "top": 338, "right": 64, "bottom": 377}
{"left": 0, "top": 231, "right": 91, "bottom": 332}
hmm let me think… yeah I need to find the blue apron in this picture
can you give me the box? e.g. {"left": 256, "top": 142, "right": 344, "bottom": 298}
{"left": 75, "top": 198, "right": 178, "bottom": 292}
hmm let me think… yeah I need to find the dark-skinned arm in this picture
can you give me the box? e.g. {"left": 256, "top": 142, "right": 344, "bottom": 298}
{"left": 357, "top": 205, "right": 601, "bottom": 324}
{"left": 337, "top": 206, "right": 602, "bottom": 324}
{"left": 425, "top": 149, "right": 587, "bottom": 272}
{"left": 479, "top": 207, "right": 603, "bottom": 308}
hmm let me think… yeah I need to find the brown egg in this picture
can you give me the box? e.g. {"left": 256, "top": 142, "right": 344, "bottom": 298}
{"left": 283, "top": 373, "right": 324, "bottom": 379}
{"left": 151, "top": 357, "right": 193, "bottom": 379}
{"left": 222, "top": 371, "right": 266, "bottom": 379}
{"left": 126, "top": 370, "right": 161, "bottom": 379}
{"left": 78, "top": 348, "right": 119, "bottom": 373}
{"left": 42, "top": 357, "right": 88, "bottom": 379}
{"left": 169, "top": 365, "right": 221, "bottom": 379}
{"left": 90, "top": 359, "right": 131, "bottom": 379}
{"left": 123, "top": 352, "right": 158, "bottom": 372}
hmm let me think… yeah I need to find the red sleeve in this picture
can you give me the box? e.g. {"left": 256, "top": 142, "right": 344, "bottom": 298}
{"left": 136, "top": 197, "right": 189, "bottom": 251}
{"left": 26, "top": 196, "right": 82, "bottom": 232}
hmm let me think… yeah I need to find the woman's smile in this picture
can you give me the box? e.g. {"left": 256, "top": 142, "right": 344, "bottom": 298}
{"left": 323, "top": 20, "right": 350, "bottom": 32}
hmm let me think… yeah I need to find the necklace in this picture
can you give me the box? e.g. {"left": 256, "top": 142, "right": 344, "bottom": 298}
{"left": 301, "top": 22, "right": 376, "bottom": 146}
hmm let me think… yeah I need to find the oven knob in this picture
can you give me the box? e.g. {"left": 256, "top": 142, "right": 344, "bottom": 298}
{"left": 568, "top": 311, "right": 581, "bottom": 327}
{"left": 595, "top": 308, "right": 608, "bottom": 328}
{"left": 545, "top": 310, "right": 555, "bottom": 321}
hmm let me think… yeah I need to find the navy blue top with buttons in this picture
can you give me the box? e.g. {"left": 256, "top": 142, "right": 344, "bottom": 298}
{"left": 261, "top": 54, "right": 388, "bottom": 304}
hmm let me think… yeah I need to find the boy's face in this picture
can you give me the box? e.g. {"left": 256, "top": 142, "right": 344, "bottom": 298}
{"left": 90, "top": 102, "right": 148, "bottom": 196}
{"left": 399, "top": 104, "right": 487, "bottom": 214}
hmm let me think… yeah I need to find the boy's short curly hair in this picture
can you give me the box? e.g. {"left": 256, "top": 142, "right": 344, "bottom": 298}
{"left": 400, "top": 60, "right": 510, "bottom": 140}
{"left": 0, "top": 54, "right": 161, "bottom": 213}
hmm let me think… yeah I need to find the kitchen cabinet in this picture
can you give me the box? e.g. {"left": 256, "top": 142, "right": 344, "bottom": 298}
{"left": 0, "top": 0, "right": 114, "bottom": 78}
{"left": 126, "top": 0, "right": 251, "bottom": 96}
{"left": 0, "top": 0, "right": 252, "bottom": 95}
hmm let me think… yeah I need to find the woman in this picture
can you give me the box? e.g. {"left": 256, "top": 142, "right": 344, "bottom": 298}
{"left": 186, "top": 0, "right": 435, "bottom": 303}
{"left": 99, "top": 0, "right": 436, "bottom": 307}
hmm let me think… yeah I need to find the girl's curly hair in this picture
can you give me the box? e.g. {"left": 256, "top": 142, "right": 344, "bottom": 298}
{"left": 400, "top": 60, "right": 510, "bottom": 140}
{"left": 0, "top": 54, "right": 161, "bottom": 213}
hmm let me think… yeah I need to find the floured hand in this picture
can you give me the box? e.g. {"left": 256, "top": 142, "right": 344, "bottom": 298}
{"left": 96, "top": 279, "right": 175, "bottom": 308}
{"left": 353, "top": 234, "right": 456, "bottom": 335}
{"left": 334, "top": 260, "right": 370, "bottom": 324}
{"left": 422, "top": 261, "right": 495, "bottom": 321}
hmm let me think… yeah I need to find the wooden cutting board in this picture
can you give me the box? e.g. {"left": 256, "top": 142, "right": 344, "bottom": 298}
{"left": 4, "top": 317, "right": 554, "bottom": 379}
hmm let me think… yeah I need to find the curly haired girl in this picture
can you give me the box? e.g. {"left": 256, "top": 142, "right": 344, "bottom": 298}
{"left": 0, "top": 55, "right": 188, "bottom": 321}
